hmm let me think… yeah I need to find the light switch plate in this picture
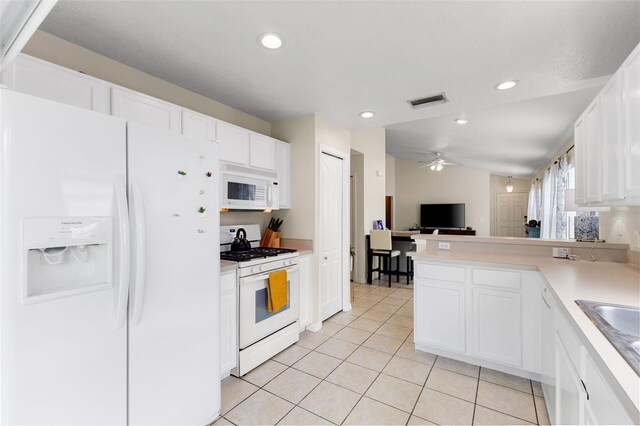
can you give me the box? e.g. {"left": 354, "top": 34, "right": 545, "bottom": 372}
{"left": 438, "top": 242, "right": 451, "bottom": 250}
{"left": 552, "top": 247, "right": 571, "bottom": 258}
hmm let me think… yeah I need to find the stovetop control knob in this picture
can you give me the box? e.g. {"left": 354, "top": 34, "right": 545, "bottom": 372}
{"left": 251, "top": 267, "right": 259, "bottom": 274}
{"left": 259, "top": 265, "right": 265, "bottom": 272}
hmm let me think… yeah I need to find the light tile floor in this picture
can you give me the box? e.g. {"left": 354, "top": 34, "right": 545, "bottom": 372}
{"left": 218, "top": 279, "right": 551, "bottom": 425}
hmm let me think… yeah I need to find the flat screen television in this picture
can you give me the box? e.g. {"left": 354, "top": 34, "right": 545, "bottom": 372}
{"left": 420, "top": 203, "right": 465, "bottom": 229}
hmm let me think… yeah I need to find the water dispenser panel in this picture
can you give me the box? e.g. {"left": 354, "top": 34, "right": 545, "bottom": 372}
{"left": 22, "top": 217, "right": 113, "bottom": 304}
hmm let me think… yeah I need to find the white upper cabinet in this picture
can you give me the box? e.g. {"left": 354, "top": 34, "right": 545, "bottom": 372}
{"left": 574, "top": 114, "right": 587, "bottom": 205}
{"left": 575, "top": 42, "right": 640, "bottom": 206}
{"left": 181, "top": 110, "right": 216, "bottom": 141}
{"left": 2, "top": 55, "right": 110, "bottom": 113}
{"left": 622, "top": 46, "right": 640, "bottom": 200}
{"left": 249, "top": 133, "right": 277, "bottom": 172}
{"left": 217, "top": 121, "right": 251, "bottom": 166}
{"left": 277, "top": 141, "right": 291, "bottom": 208}
{"left": 600, "top": 74, "right": 625, "bottom": 201}
{"left": 111, "top": 87, "right": 181, "bottom": 133}
{"left": 585, "top": 100, "right": 603, "bottom": 203}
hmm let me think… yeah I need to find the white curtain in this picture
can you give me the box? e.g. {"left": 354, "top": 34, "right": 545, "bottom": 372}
{"left": 527, "top": 179, "right": 541, "bottom": 221}
{"left": 540, "top": 163, "right": 558, "bottom": 239}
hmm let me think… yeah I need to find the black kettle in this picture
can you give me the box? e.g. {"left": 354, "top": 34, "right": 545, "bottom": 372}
{"left": 231, "top": 228, "right": 251, "bottom": 252}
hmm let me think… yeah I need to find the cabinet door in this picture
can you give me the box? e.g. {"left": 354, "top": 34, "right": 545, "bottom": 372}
{"left": 219, "top": 272, "right": 237, "bottom": 376}
{"left": 415, "top": 279, "right": 465, "bottom": 353}
{"left": 582, "top": 350, "right": 634, "bottom": 425}
{"left": 574, "top": 115, "right": 587, "bottom": 205}
{"left": 3, "top": 55, "right": 110, "bottom": 113}
{"left": 277, "top": 141, "right": 291, "bottom": 208}
{"left": 299, "top": 255, "right": 311, "bottom": 330}
{"left": 600, "top": 74, "right": 625, "bottom": 201}
{"left": 622, "top": 46, "right": 640, "bottom": 200}
{"left": 182, "top": 110, "right": 216, "bottom": 141}
{"left": 111, "top": 87, "right": 181, "bottom": 132}
{"left": 585, "top": 100, "right": 603, "bottom": 203}
{"left": 555, "top": 333, "right": 583, "bottom": 425}
{"left": 250, "top": 133, "right": 277, "bottom": 172}
{"left": 471, "top": 287, "right": 522, "bottom": 366}
{"left": 217, "top": 121, "right": 250, "bottom": 166}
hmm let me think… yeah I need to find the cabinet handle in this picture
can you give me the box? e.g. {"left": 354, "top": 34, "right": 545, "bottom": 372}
{"left": 580, "top": 379, "right": 590, "bottom": 400}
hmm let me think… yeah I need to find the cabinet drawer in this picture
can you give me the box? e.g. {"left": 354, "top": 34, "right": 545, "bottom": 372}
{"left": 472, "top": 268, "right": 521, "bottom": 289}
{"left": 416, "top": 264, "right": 466, "bottom": 283}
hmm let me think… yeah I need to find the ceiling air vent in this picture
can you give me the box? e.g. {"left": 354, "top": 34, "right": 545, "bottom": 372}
{"left": 407, "top": 92, "right": 448, "bottom": 109}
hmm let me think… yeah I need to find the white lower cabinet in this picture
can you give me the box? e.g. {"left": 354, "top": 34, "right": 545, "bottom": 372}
{"left": 220, "top": 269, "right": 237, "bottom": 378}
{"left": 414, "top": 262, "right": 539, "bottom": 375}
{"left": 555, "top": 333, "right": 583, "bottom": 425}
{"left": 547, "top": 282, "right": 635, "bottom": 425}
{"left": 298, "top": 254, "right": 312, "bottom": 331}
{"left": 471, "top": 287, "right": 521, "bottom": 366}
{"left": 415, "top": 279, "right": 465, "bottom": 353}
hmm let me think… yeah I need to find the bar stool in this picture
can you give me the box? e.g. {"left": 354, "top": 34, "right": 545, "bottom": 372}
{"left": 370, "top": 230, "right": 400, "bottom": 287}
{"left": 406, "top": 242, "right": 417, "bottom": 284}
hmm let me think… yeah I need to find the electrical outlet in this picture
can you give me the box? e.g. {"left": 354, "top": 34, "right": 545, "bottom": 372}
{"left": 438, "top": 242, "right": 451, "bottom": 250}
{"left": 552, "top": 247, "right": 571, "bottom": 258}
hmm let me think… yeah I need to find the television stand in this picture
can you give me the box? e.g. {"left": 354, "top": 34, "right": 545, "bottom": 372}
{"left": 409, "top": 228, "right": 476, "bottom": 236}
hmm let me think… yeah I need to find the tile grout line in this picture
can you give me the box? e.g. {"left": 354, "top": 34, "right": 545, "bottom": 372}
{"left": 471, "top": 366, "right": 482, "bottom": 425}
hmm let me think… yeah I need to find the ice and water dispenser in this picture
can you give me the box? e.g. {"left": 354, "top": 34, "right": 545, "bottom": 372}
{"left": 22, "top": 217, "right": 112, "bottom": 303}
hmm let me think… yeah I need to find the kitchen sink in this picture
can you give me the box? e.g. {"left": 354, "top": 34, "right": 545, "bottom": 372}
{"left": 576, "top": 300, "right": 640, "bottom": 376}
{"left": 593, "top": 305, "right": 640, "bottom": 338}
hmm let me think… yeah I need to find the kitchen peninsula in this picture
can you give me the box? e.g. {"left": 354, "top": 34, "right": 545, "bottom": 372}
{"left": 410, "top": 234, "right": 639, "bottom": 425}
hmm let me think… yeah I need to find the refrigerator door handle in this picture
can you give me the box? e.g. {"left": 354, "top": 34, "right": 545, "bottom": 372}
{"left": 129, "top": 183, "right": 147, "bottom": 325}
{"left": 114, "top": 175, "right": 130, "bottom": 329}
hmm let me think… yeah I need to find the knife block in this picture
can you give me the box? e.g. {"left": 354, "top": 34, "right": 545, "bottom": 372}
{"left": 260, "top": 230, "right": 281, "bottom": 248}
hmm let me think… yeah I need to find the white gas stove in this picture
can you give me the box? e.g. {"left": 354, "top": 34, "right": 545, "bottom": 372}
{"left": 219, "top": 224, "right": 300, "bottom": 376}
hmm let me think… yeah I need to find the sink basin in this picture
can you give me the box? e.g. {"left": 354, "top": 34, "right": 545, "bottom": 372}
{"left": 593, "top": 305, "right": 640, "bottom": 338}
{"left": 576, "top": 300, "right": 640, "bottom": 376}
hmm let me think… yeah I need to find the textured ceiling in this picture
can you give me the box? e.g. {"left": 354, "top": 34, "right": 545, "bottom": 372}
{"left": 40, "top": 1, "right": 640, "bottom": 176}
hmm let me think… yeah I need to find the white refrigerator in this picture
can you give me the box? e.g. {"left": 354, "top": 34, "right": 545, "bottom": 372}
{"left": 0, "top": 90, "right": 220, "bottom": 425}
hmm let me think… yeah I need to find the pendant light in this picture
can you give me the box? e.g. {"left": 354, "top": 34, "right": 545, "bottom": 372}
{"left": 506, "top": 176, "right": 514, "bottom": 193}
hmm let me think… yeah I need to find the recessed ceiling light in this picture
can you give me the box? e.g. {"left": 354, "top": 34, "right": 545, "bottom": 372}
{"left": 359, "top": 111, "right": 375, "bottom": 118}
{"left": 495, "top": 80, "right": 519, "bottom": 90}
{"left": 258, "top": 33, "right": 283, "bottom": 49}
{"left": 455, "top": 118, "right": 468, "bottom": 125}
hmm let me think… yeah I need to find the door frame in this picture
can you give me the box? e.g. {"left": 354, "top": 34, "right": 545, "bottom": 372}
{"left": 316, "top": 144, "right": 351, "bottom": 328}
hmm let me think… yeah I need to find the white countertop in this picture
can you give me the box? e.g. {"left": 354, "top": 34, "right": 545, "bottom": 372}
{"left": 413, "top": 248, "right": 640, "bottom": 414}
{"left": 412, "top": 234, "right": 630, "bottom": 250}
{"left": 220, "top": 260, "right": 237, "bottom": 273}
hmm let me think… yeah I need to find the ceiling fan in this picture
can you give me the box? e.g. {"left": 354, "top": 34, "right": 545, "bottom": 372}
{"left": 418, "top": 153, "right": 456, "bottom": 171}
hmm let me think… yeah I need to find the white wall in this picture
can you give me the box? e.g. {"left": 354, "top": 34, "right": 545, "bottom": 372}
{"left": 489, "top": 175, "right": 531, "bottom": 236}
{"left": 350, "top": 152, "right": 365, "bottom": 282}
{"left": 599, "top": 206, "right": 640, "bottom": 251}
{"left": 386, "top": 154, "right": 396, "bottom": 197}
{"left": 350, "top": 128, "right": 386, "bottom": 283}
{"left": 394, "top": 159, "right": 491, "bottom": 235}
{"left": 271, "top": 115, "right": 317, "bottom": 240}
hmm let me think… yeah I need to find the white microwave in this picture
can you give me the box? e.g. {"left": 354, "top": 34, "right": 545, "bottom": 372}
{"left": 221, "top": 171, "right": 279, "bottom": 210}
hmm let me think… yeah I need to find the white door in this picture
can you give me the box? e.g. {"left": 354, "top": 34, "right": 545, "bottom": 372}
{"left": 319, "top": 152, "right": 344, "bottom": 320}
{"left": 495, "top": 192, "right": 527, "bottom": 237}
{"left": 127, "top": 123, "right": 220, "bottom": 425}
{"left": 0, "top": 91, "right": 127, "bottom": 425}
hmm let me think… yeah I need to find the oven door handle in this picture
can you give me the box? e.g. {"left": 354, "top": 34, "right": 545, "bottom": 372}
{"left": 240, "top": 266, "right": 300, "bottom": 284}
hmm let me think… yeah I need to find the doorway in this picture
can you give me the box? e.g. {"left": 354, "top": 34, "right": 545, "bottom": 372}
{"left": 385, "top": 196, "right": 393, "bottom": 229}
{"left": 496, "top": 192, "right": 528, "bottom": 237}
